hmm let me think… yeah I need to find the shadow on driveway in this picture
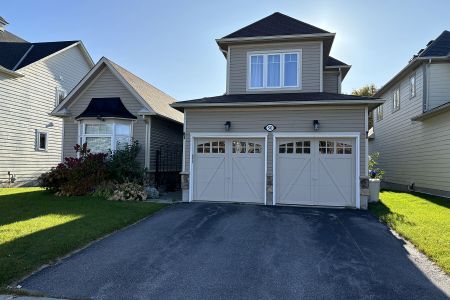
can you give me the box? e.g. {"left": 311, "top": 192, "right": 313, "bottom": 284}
{"left": 21, "top": 203, "right": 449, "bottom": 299}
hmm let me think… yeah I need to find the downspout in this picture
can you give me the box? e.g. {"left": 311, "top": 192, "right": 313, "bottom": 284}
{"left": 338, "top": 67, "right": 342, "bottom": 94}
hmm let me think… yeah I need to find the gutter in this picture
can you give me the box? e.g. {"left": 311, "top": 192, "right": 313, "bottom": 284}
{"left": 216, "top": 33, "right": 336, "bottom": 44}
{"left": 0, "top": 66, "right": 24, "bottom": 78}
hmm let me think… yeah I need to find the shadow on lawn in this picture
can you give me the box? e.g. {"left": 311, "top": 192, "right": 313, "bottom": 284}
{"left": 369, "top": 198, "right": 416, "bottom": 227}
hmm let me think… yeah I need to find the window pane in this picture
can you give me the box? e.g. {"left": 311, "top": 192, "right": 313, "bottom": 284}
{"left": 86, "top": 137, "right": 111, "bottom": 153}
{"left": 115, "top": 124, "right": 131, "bottom": 135}
{"left": 116, "top": 136, "right": 130, "bottom": 149}
{"left": 197, "top": 144, "right": 203, "bottom": 153}
{"left": 279, "top": 144, "right": 286, "bottom": 154}
{"left": 212, "top": 141, "right": 219, "bottom": 153}
{"left": 218, "top": 141, "right": 225, "bottom": 153}
{"left": 85, "top": 124, "right": 112, "bottom": 134}
{"left": 254, "top": 144, "right": 262, "bottom": 153}
{"left": 39, "top": 133, "right": 46, "bottom": 150}
{"left": 267, "top": 54, "right": 281, "bottom": 87}
{"left": 250, "top": 55, "right": 263, "bottom": 88}
{"left": 204, "top": 142, "right": 210, "bottom": 153}
{"left": 284, "top": 53, "right": 298, "bottom": 86}
{"left": 286, "top": 142, "right": 294, "bottom": 154}
{"left": 248, "top": 142, "right": 255, "bottom": 153}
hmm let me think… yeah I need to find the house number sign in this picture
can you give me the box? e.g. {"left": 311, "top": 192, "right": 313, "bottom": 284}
{"left": 264, "top": 124, "right": 276, "bottom": 132}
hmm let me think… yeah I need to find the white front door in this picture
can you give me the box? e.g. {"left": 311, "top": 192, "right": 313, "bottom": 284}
{"left": 193, "top": 138, "right": 265, "bottom": 203}
{"left": 276, "top": 138, "right": 355, "bottom": 207}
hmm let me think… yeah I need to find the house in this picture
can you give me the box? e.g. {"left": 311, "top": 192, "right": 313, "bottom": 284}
{"left": 369, "top": 30, "right": 450, "bottom": 198}
{"left": 51, "top": 57, "right": 183, "bottom": 184}
{"left": 0, "top": 17, "right": 94, "bottom": 187}
{"left": 172, "top": 12, "right": 383, "bottom": 208}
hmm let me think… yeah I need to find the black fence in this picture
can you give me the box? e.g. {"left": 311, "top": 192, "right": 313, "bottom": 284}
{"left": 155, "top": 143, "right": 182, "bottom": 191}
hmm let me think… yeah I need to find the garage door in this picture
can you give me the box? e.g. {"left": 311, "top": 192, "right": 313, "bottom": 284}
{"left": 275, "top": 138, "right": 355, "bottom": 207}
{"left": 193, "top": 138, "right": 265, "bottom": 203}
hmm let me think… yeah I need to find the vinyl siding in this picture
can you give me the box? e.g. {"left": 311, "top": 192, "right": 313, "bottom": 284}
{"left": 428, "top": 62, "right": 450, "bottom": 110}
{"left": 0, "top": 45, "right": 91, "bottom": 186}
{"left": 369, "top": 66, "right": 450, "bottom": 192}
{"left": 184, "top": 105, "right": 366, "bottom": 177}
{"left": 62, "top": 67, "right": 147, "bottom": 165}
{"left": 149, "top": 116, "right": 183, "bottom": 171}
{"left": 323, "top": 71, "right": 338, "bottom": 93}
{"left": 228, "top": 41, "right": 321, "bottom": 94}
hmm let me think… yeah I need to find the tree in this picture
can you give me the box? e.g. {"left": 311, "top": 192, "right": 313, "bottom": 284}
{"left": 352, "top": 84, "right": 377, "bottom": 129}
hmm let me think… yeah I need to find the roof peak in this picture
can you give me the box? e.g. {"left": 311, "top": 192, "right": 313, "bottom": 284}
{"left": 221, "top": 12, "right": 330, "bottom": 39}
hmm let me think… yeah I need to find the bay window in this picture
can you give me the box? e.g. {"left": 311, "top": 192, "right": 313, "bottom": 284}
{"left": 80, "top": 120, "right": 132, "bottom": 154}
{"left": 248, "top": 51, "right": 301, "bottom": 90}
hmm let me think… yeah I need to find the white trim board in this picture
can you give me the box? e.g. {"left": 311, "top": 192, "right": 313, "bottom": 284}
{"left": 272, "top": 132, "right": 361, "bottom": 209}
{"left": 189, "top": 132, "right": 268, "bottom": 205}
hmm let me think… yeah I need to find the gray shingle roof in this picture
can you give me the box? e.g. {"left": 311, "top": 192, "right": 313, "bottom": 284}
{"left": 419, "top": 30, "right": 450, "bottom": 57}
{"left": 222, "top": 12, "right": 329, "bottom": 39}
{"left": 326, "top": 56, "right": 349, "bottom": 67}
{"left": 0, "top": 41, "right": 79, "bottom": 71}
{"left": 0, "top": 30, "right": 27, "bottom": 43}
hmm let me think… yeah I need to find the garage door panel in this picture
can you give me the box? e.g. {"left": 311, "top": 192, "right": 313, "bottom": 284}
{"left": 277, "top": 156, "right": 312, "bottom": 205}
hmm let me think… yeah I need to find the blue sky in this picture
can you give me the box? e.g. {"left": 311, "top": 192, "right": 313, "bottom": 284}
{"left": 3, "top": 1, "right": 450, "bottom": 100}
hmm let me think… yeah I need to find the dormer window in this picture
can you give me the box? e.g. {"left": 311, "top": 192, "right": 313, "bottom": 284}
{"left": 248, "top": 50, "right": 301, "bottom": 90}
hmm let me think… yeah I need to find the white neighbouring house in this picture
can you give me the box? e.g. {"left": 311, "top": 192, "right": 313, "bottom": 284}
{"left": 0, "top": 16, "right": 94, "bottom": 186}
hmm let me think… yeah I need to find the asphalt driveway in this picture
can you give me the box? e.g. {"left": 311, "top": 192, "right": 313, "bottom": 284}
{"left": 21, "top": 203, "right": 449, "bottom": 299}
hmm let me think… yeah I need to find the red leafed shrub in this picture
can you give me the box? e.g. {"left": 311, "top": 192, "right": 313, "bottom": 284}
{"left": 39, "top": 143, "right": 109, "bottom": 196}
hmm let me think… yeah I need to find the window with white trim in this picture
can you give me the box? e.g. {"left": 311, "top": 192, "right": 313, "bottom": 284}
{"left": 80, "top": 121, "right": 132, "bottom": 154}
{"left": 197, "top": 141, "right": 225, "bottom": 154}
{"left": 410, "top": 73, "right": 416, "bottom": 98}
{"left": 279, "top": 141, "right": 310, "bottom": 154}
{"left": 393, "top": 88, "right": 400, "bottom": 112}
{"left": 36, "top": 130, "right": 48, "bottom": 151}
{"left": 376, "top": 105, "right": 383, "bottom": 121}
{"left": 55, "top": 87, "right": 67, "bottom": 106}
{"left": 248, "top": 51, "right": 301, "bottom": 89}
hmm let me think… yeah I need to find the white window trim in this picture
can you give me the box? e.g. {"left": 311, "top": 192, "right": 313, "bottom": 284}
{"left": 410, "top": 73, "right": 416, "bottom": 99}
{"left": 393, "top": 87, "right": 400, "bottom": 112}
{"left": 376, "top": 105, "right": 383, "bottom": 121}
{"left": 79, "top": 119, "right": 134, "bottom": 153}
{"left": 247, "top": 49, "right": 302, "bottom": 91}
{"left": 36, "top": 130, "right": 48, "bottom": 151}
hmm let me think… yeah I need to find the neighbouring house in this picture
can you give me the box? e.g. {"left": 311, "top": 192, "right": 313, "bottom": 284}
{"left": 172, "top": 12, "right": 383, "bottom": 208}
{"left": 0, "top": 16, "right": 94, "bottom": 187}
{"left": 369, "top": 30, "right": 450, "bottom": 198}
{"left": 51, "top": 57, "right": 183, "bottom": 185}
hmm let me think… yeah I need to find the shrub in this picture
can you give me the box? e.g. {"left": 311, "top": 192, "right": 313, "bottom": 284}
{"left": 108, "top": 182, "right": 147, "bottom": 201}
{"left": 145, "top": 187, "right": 160, "bottom": 199}
{"left": 92, "top": 181, "right": 116, "bottom": 199}
{"left": 107, "top": 140, "right": 144, "bottom": 183}
{"left": 369, "top": 152, "right": 385, "bottom": 179}
{"left": 39, "top": 143, "right": 108, "bottom": 196}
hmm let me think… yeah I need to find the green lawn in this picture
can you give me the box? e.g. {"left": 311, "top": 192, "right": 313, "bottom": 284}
{"left": 370, "top": 190, "right": 450, "bottom": 275}
{"left": 0, "top": 188, "right": 166, "bottom": 289}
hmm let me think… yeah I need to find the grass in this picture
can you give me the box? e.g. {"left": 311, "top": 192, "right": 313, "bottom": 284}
{"left": 0, "top": 187, "right": 166, "bottom": 289}
{"left": 370, "top": 190, "right": 450, "bottom": 275}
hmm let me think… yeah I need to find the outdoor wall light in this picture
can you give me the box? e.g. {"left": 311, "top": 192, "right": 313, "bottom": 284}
{"left": 224, "top": 121, "right": 231, "bottom": 131}
{"left": 313, "top": 120, "right": 320, "bottom": 131}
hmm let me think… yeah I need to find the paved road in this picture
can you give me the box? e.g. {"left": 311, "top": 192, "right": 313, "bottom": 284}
{"left": 21, "top": 203, "right": 449, "bottom": 299}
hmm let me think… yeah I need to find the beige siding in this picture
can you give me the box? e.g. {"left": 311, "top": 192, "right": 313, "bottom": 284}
{"left": 323, "top": 71, "right": 338, "bottom": 93}
{"left": 0, "top": 46, "right": 91, "bottom": 186}
{"left": 63, "top": 67, "right": 147, "bottom": 165}
{"left": 184, "top": 106, "right": 366, "bottom": 177}
{"left": 428, "top": 62, "right": 450, "bottom": 109}
{"left": 228, "top": 41, "right": 321, "bottom": 94}
{"left": 370, "top": 66, "right": 450, "bottom": 192}
{"left": 149, "top": 116, "right": 183, "bottom": 171}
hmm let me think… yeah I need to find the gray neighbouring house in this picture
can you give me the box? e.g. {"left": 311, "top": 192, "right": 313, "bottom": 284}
{"left": 51, "top": 57, "right": 183, "bottom": 184}
{"left": 369, "top": 30, "right": 450, "bottom": 198}
{"left": 0, "top": 16, "right": 94, "bottom": 187}
{"left": 172, "top": 12, "right": 383, "bottom": 208}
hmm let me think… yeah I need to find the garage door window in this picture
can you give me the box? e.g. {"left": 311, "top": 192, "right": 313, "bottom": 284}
{"left": 233, "top": 141, "right": 262, "bottom": 154}
{"left": 319, "top": 141, "right": 335, "bottom": 154}
{"left": 279, "top": 141, "right": 310, "bottom": 154}
{"left": 197, "top": 141, "right": 225, "bottom": 154}
{"left": 336, "top": 142, "right": 352, "bottom": 154}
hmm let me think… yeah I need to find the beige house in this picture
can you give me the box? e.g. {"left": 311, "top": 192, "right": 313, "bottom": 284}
{"left": 172, "top": 12, "right": 383, "bottom": 208}
{"left": 0, "top": 17, "right": 93, "bottom": 187}
{"left": 52, "top": 57, "right": 183, "bottom": 182}
{"left": 370, "top": 30, "right": 450, "bottom": 197}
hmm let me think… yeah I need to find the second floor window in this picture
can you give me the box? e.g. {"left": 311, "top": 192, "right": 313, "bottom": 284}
{"left": 393, "top": 88, "right": 400, "bottom": 112}
{"left": 55, "top": 87, "right": 67, "bottom": 106}
{"left": 249, "top": 51, "right": 301, "bottom": 90}
{"left": 410, "top": 73, "right": 416, "bottom": 98}
{"left": 376, "top": 105, "right": 383, "bottom": 121}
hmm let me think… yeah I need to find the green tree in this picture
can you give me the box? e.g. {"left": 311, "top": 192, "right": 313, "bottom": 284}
{"left": 352, "top": 84, "right": 377, "bottom": 128}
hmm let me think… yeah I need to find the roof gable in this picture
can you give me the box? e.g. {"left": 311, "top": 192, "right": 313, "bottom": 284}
{"left": 420, "top": 30, "right": 450, "bottom": 57}
{"left": 0, "top": 30, "right": 28, "bottom": 43}
{"left": 222, "top": 12, "right": 329, "bottom": 39}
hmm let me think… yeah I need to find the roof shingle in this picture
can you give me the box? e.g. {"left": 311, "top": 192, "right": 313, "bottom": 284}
{"left": 419, "top": 30, "right": 450, "bottom": 57}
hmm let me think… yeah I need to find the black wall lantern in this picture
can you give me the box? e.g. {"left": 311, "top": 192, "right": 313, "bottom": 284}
{"left": 224, "top": 121, "right": 231, "bottom": 131}
{"left": 313, "top": 120, "right": 320, "bottom": 131}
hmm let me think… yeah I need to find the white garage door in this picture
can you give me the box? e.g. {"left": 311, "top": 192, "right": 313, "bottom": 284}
{"left": 275, "top": 138, "right": 356, "bottom": 207}
{"left": 193, "top": 138, "right": 265, "bottom": 203}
